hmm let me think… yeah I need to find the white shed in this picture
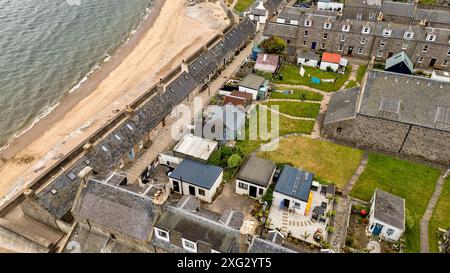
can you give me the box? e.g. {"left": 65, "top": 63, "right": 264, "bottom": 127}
{"left": 368, "top": 189, "right": 406, "bottom": 242}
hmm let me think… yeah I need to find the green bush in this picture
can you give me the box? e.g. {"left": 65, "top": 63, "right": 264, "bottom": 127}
{"left": 227, "top": 154, "right": 242, "bottom": 169}
{"left": 261, "top": 36, "right": 286, "bottom": 54}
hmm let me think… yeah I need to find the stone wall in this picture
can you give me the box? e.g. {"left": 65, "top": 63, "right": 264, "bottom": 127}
{"left": 322, "top": 115, "right": 450, "bottom": 164}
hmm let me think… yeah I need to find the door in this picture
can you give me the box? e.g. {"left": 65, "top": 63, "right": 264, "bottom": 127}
{"left": 311, "top": 42, "right": 317, "bottom": 50}
{"left": 429, "top": 58, "right": 436, "bottom": 67}
{"left": 387, "top": 52, "right": 394, "bottom": 58}
{"left": 372, "top": 223, "right": 384, "bottom": 236}
{"left": 347, "top": 46, "right": 353, "bottom": 56}
{"left": 249, "top": 185, "right": 257, "bottom": 198}
{"left": 283, "top": 199, "right": 290, "bottom": 209}
{"left": 189, "top": 185, "right": 196, "bottom": 196}
{"left": 173, "top": 181, "right": 180, "bottom": 193}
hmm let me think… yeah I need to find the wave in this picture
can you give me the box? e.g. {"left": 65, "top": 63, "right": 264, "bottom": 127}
{"left": 0, "top": 2, "right": 156, "bottom": 153}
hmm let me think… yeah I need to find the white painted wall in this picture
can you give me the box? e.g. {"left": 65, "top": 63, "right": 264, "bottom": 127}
{"left": 276, "top": 18, "right": 286, "bottom": 24}
{"left": 320, "top": 61, "right": 339, "bottom": 72}
{"left": 368, "top": 204, "right": 404, "bottom": 241}
{"left": 297, "top": 58, "right": 318, "bottom": 67}
{"left": 169, "top": 171, "right": 223, "bottom": 203}
{"left": 158, "top": 153, "right": 181, "bottom": 166}
{"left": 431, "top": 71, "right": 450, "bottom": 83}
{"left": 238, "top": 86, "right": 259, "bottom": 100}
{"left": 273, "top": 191, "right": 308, "bottom": 215}
{"left": 235, "top": 179, "right": 267, "bottom": 199}
{"left": 317, "top": 2, "right": 344, "bottom": 11}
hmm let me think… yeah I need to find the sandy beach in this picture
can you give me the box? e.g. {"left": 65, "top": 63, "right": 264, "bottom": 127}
{"left": 0, "top": 0, "right": 229, "bottom": 199}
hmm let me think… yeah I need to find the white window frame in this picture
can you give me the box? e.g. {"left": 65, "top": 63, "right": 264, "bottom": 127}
{"left": 376, "top": 50, "right": 383, "bottom": 58}
{"left": 304, "top": 30, "right": 308, "bottom": 37}
{"left": 357, "top": 48, "right": 363, "bottom": 55}
{"left": 303, "top": 40, "right": 307, "bottom": 46}
{"left": 382, "top": 29, "right": 392, "bottom": 37}
{"left": 239, "top": 182, "right": 248, "bottom": 190}
{"left": 401, "top": 44, "right": 408, "bottom": 50}
{"left": 342, "top": 25, "right": 350, "bottom": 32}
{"left": 426, "top": 34, "right": 436, "bottom": 42}
{"left": 422, "top": 45, "right": 429, "bottom": 53}
{"left": 340, "top": 34, "right": 346, "bottom": 42}
{"left": 362, "top": 26, "right": 371, "bottom": 34}
{"left": 443, "top": 60, "right": 448, "bottom": 67}
{"left": 360, "top": 37, "right": 366, "bottom": 45}
{"left": 447, "top": 48, "right": 450, "bottom": 56}
{"left": 323, "top": 33, "right": 328, "bottom": 40}
{"left": 356, "top": 13, "right": 362, "bottom": 20}
{"left": 338, "top": 44, "right": 343, "bottom": 51}
{"left": 154, "top": 228, "right": 170, "bottom": 242}
{"left": 380, "top": 40, "right": 386, "bottom": 47}
{"left": 321, "top": 43, "right": 326, "bottom": 49}
{"left": 324, "top": 22, "right": 331, "bottom": 29}
{"left": 305, "top": 19, "right": 311, "bottom": 27}
{"left": 418, "top": 56, "right": 424, "bottom": 63}
{"left": 198, "top": 188, "right": 206, "bottom": 196}
{"left": 404, "top": 31, "right": 414, "bottom": 40}
{"left": 182, "top": 238, "right": 197, "bottom": 252}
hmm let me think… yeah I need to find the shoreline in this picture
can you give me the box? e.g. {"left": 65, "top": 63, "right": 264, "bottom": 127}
{"left": 0, "top": 0, "right": 165, "bottom": 161}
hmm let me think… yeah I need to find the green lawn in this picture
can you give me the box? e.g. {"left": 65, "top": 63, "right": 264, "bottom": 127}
{"left": 345, "top": 80, "right": 358, "bottom": 89}
{"left": 419, "top": 0, "right": 436, "bottom": 4}
{"left": 262, "top": 101, "right": 320, "bottom": 119}
{"left": 234, "top": 0, "right": 254, "bottom": 12}
{"left": 429, "top": 177, "right": 450, "bottom": 252}
{"left": 258, "top": 63, "right": 351, "bottom": 92}
{"left": 236, "top": 105, "right": 315, "bottom": 157}
{"left": 356, "top": 65, "right": 368, "bottom": 83}
{"left": 350, "top": 153, "right": 441, "bottom": 253}
{"left": 270, "top": 88, "right": 323, "bottom": 101}
{"left": 258, "top": 136, "right": 364, "bottom": 188}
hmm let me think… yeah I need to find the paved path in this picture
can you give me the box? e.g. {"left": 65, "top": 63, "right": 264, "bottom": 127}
{"left": 311, "top": 92, "right": 331, "bottom": 139}
{"left": 341, "top": 64, "right": 360, "bottom": 91}
{"left": 342, "top": 152, "right": 369, "bottom": 197}
{"left": 330, "top": 197, "right": 352, "bottom": 252}
{"left": 420, "top": 174, "right": 447, "bottom": 253}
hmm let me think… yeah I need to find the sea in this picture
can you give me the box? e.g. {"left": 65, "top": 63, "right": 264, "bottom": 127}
{"left": 0, "top": 0, "right": 155, "bottom": 149}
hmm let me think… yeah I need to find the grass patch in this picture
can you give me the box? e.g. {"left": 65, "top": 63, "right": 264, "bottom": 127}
{"left": 429, "top": 177, "right": 450, "bottom": 252}
{"left": 234, "top": 0, "right": 255, "bottom": 12}
{"left": 262, "top": 101, "right": 320, "bottom": 119}
{"left": 270, "top": 88, "right": 323, "bottom": 101}
{"left": 236, "top": 106, "right": 315, "bottom": 157}
{"left": 258, "top": 63, "right": 351, "bottom": 92}
{"left": 356, "top": 65, "right": 367, "bottom": 83}
{"left": 345, "top": 80, "right": 358, "bottom": 89}
{"left": 350, "top": 153, "right": 441, "bottom": 253}
{"left": 419, "top": 0, "right": 436, "bottom": 4}
{"left": 257, "top": 136, "right": 364, "bottom": 188}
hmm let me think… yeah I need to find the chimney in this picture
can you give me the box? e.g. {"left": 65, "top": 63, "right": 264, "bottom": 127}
{"left": 83, "top": 143, "right": 93, "bottom": 152}
{"left": 78, "top": 166, "right": 93, "bottom": 184}
{"left": 157, "top": 79, "right": 166, "bottom": 94}
{"left": 124, "top": 104, "right": 134, "bottom": 115}
{"left": 181, "top": 59, "right": 189, "bottom": 74}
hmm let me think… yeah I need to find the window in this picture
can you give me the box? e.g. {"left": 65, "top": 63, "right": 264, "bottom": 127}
{"left": 338, "top": 44, "right": 343, "bottom": 51}
{"left": 303, "top": 40, "right": 307, "bottom": 46}
{"left": 155, "top": 228, "right": 169, "bottom": 242}
{"left": 382, "top": 29, "right": 392, "bottom": 37}
{"left": 287, "top": 39, "right": 291, "bottom": 44}
{"left": 305, "top": 19, "right": 311, "bottom": 27}
{"left": 422, "top": 45, "right": 429, "bottom": 52}
{"left": 293, "top": 202, "right": 301, "bottom": 208}
{"left": 340, "top": 34, "right": 346, "bottom": 42}
{"left": 356, "top": 13, "right": 362, "bottom": 20}
{"left": 447, "top": 48, "right": 450, "bottom": 56}
{"left": 114, "top": 134, "right": 121, "bottom": 141}
{"left": 443, "top": 60, "right": 448, "bottom": 66}
{"left": 426, "top": 34, "right": 436, "bottom": 42}
{"left": 342, "top": 25, "right": 350, "bottom": 32}
{"left": 321, "top": 43, "right": 325, "bottom": 49}
{"left": 239, "top": 182, "right": 248, "bottom": 190}
{"left": 402, "top": 44, "right": 408, "bottom": 50}
{"left": 304, "top": 30, "right": 308, "bottom": 37}
{"left": 418, "top": 56, "right": 424, "bottom": 63}
{"left": 376, "top": 50, "right": 383, "bottom": 58}
{"left": 182, "top": 238, "right": 197, "bottom": 252}
{"left": 380, "top": 41, "right": 386, "bottom": 47}
{"left": 198, "top": 189, "right": 205, "bottom": 196}
{"left": 386, "top": 228, "right": 395, "bottom": 236}
{"left": 362, "top": 27, "right": 370, "bottom": 34}
{"left": 259, "top": 188, "right": 264, "bottom": 196}
{"left": 357, "top": 48, "right": 363, "bottom": 55}
{"left": 323, "top": 33, "right": 328, "bottom": 39}
{"left": 324, "top": 22, "right": 331, "bottom": 29}
{"left": 404, "top": 31, "right": 414, "bottom": 39}
{"left": 360, "top": 37, "right": 366, "bottom": 45}
{"left": 126, "top": 124, "right": 133, "bottom": 130}
{"left": 101, "top": 145, "right": 108, "bottom": 152}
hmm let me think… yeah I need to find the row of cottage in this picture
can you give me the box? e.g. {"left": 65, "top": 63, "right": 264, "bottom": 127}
{"left": 253, "top": 1, "right": 450, "bottom": 71}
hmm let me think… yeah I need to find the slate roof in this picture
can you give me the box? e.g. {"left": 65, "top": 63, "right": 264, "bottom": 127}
{"left": 264, "top": 0, "right": 285, "bottom": 15}
{"left": 372, "top": 189, "right": 405, "bottom": 230}
{"left": 297, "top": 50, "right": 320, "bottom": 60}
{"left": 359, "top": 70, "right": 450, "bottom": 132}
{"left": 154, "top": 207, "right": 240, "bottom": 253}
{"left": 274, "top": 165, "right": 314, "bottom": 202}
{"left": 414, "top": 8, "right": 450, "bottom": 25}
{"left": 277, "top": 6, "right": 303, "bottom": 21}
{"left": 236, "top": 155, "right": 276, "bottom": 187}
{"left": 36, "top": 157, "right": 91, "bottom": 219}
{"left": 168, "top": 159, "right": 223, "bottom": 189}
{"left": 380, "top": 1, "right": 415, "bottom": 18}
{"left": 263, "top": 22, "right": 299, "bottom": 39}
{"left": 73, "top": 178, "right": 157, "bottom": 241}
{"left": 240, "top": 74, "right": 267, "bottom": 90}
{"left": 345, "top": 0, "right": 381, "bottom": 8}
{"left": 385, "top": 51, "right": 414, "bottom": 74}
{"left": 323, "top": 87, "right": 359, "bottom": 124}
{"left": 248, "top": 236, "right": 297, "bottom": 253}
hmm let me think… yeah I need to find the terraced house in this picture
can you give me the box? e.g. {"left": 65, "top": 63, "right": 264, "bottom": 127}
{"left": 263, "top": 1, "right": 450, "bottom": 71}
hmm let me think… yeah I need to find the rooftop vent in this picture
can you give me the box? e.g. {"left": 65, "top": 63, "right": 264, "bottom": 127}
{"left": 51, "top": 189, "right": 57, "bottom": 195}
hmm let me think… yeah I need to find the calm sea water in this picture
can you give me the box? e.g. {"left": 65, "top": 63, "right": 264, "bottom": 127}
{"left": 0, "top": 0, "right": 154, "bottom": 148}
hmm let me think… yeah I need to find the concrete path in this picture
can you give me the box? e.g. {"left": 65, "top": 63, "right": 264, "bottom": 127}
{"left": 311, "top": 92, "right": 331, "bottom": 139}
{"left": 341, "top": 64, "right": 360, "bottom": 91}
{"left": 420, "top": 174, "right": 447, "bottom": 253}
{"left": 342, "top": 152, "right": 369, "bottom": 197}
{"left": 330, "top": 197, "right": 352, "bottom": 253}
